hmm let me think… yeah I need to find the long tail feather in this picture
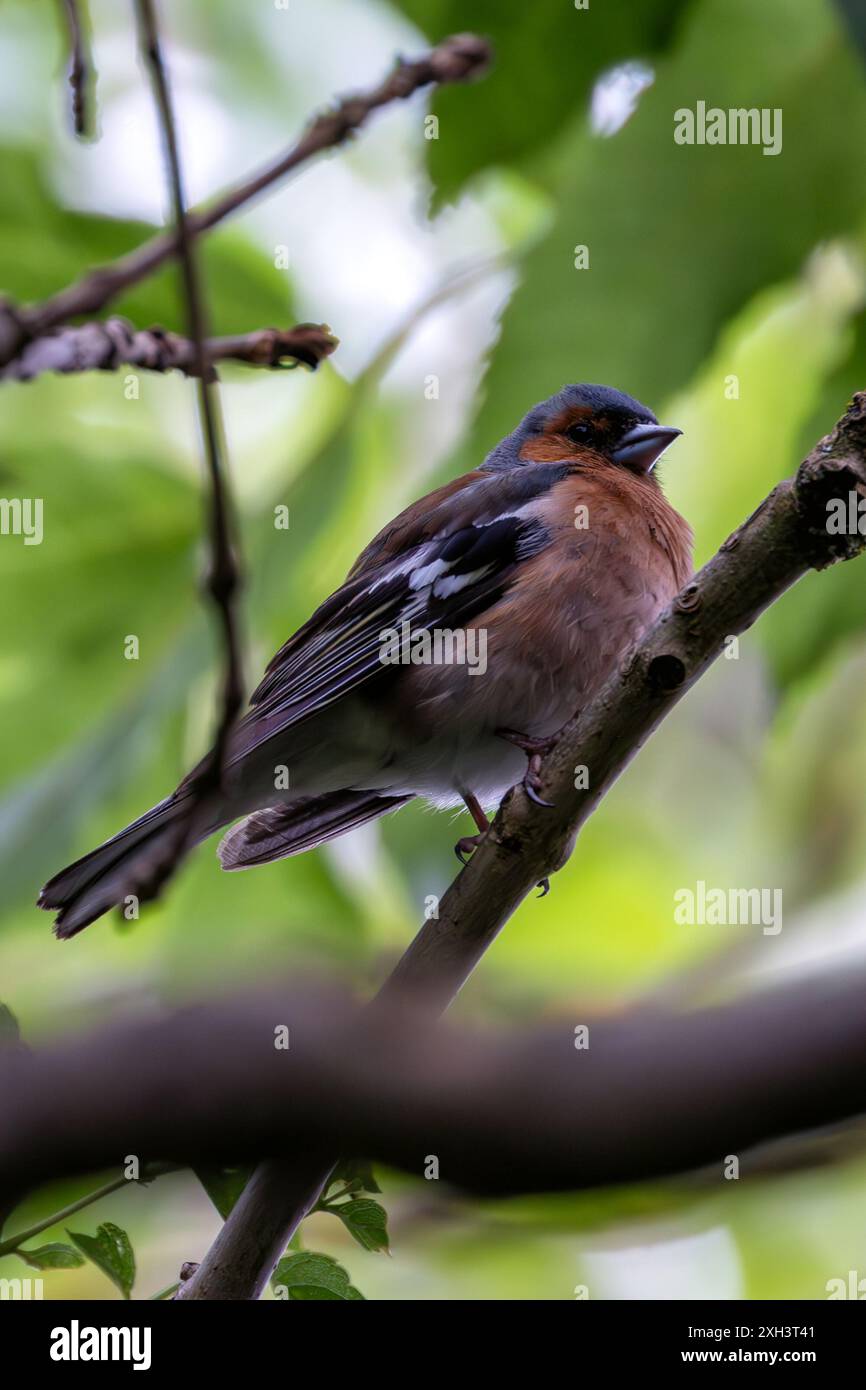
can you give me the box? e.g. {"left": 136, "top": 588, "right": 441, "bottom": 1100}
{"left": 218, "top": 789, "right": 412, "bottom": 869}
{"left": 38, "top": 795, "right": 190, "bottom": 939}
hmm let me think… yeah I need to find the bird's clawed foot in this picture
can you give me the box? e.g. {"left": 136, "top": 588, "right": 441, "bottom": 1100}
{"left": 495, "top": 727, "right": 558, "bottom": 808}
{"left": 454, "top": 785, "right": 551, "bottom": 895}
{"left": 455, "top": 833, "right": 485, "bottom": 866}
{"left": 455, "top": 792, "right": 490, "bottom": 865}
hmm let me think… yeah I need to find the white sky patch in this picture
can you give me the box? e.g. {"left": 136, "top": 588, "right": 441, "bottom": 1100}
{"left": 742, "top": 877, "right": 866, "bottom": 990}
{"left": 582, "top": 1225, "right": 743, "bottom": 1301}
{"left": 591, "top": 61, "right": 655, "bottom": 137}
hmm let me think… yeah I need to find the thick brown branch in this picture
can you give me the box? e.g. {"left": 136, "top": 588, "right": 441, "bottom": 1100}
{"left": 180, "top": 392, "right": 866, "bottom": 1299}
{"left": 0, "top": 33, "right": 490, "bottom": 367}
{"left": 0, "top": 317, "right": 337, "bottom": 380}
{"left": 2, "top": 974, "right": 866, "bottom": 1210}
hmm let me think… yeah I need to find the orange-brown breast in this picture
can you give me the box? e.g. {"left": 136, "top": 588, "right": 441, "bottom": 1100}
{"left": 535, "top": 465, "right": 694, "bottom": 592}
{"left": 510, "top": 473, "right": 685, "bottom": 716}
{"left": 394, "top": 463, "right": 693, "bottom": 741}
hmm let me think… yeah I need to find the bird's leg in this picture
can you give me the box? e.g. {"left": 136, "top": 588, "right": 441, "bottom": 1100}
{"left": 454, "top": 792, "right": 490, "bottom": 865}
{"left": 455, "top": 782, "right": 551, "bottom": 897}
{"left": 492, "top": 728, "right": 561, "bottom": 897}
{"left": 495, "top": 727, "right": 561, "bottom": 895}
{"left": 495, "top": 727, "right": 558, "bottom": 808}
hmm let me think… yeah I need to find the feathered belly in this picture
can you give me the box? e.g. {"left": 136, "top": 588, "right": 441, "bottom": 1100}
{"left": 361, "top": 602, "right": 647, "bottom": 807}
{"left": 271, "top": 569, "right": 676, "bottom": 810}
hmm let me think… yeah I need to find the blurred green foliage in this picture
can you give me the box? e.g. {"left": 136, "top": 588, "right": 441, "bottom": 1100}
{"left": 1, "top": 0, "right": 866, "bottom": 1301}
{"left": 464, "top": 0, "right": 866, "bottom": 446}
{"left": 398, "top": 0, "right": 690, "bottom": 203}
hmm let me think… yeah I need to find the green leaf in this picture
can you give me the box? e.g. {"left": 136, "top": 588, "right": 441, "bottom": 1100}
{"left": 330, "top": 1198, "right": 390, "bottom": 1254}
{"left": 271, "top": 1251, "right": 365, "bottom": 1301}
{"left": 467, "top": 0, "right": 866, "bottom": 456}
{"left": 0, "top": 431, "right": 199, "bottom": 788}
{"left": 396, "top": 0, "right": 689, "bottom": 204}
{"left": 194, "top": 1166, "right": 253, "bottom": 1221}
{"left": 328, "top": 1157, "right": 381, "bottom": 1195}
{"left": 760, "top": 642, "right": 866, "bottom": 905}
{"left": 17, "top": 1242, "right": 85, "bottom": 1270}
{"left": 662, "top": 242, "right": 866, "bottom": 690}
{"left": 67, "top": 1222, "right": 135, "bottom": 1299}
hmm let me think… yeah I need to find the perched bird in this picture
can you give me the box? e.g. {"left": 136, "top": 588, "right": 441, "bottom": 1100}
{"left": 39, "top": 383, "right": 692, "bottom": 938}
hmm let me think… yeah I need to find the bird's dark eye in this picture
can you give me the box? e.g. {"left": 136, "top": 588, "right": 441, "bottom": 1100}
{"left": 565, "top": 421, "right": 591, "bottom": 443}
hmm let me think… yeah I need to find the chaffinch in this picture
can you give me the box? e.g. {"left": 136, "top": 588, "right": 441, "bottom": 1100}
{"left": 40, "top": 383, "right": 692, "bottom": 937}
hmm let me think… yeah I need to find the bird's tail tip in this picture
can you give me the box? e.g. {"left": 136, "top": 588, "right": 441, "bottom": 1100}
{"left": 38, "top": 796, "right": 185, "bottom": 940}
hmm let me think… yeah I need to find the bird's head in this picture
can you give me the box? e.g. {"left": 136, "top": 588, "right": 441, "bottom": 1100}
{"left": 482, "top": 384, "right": 682, "bottom": 478}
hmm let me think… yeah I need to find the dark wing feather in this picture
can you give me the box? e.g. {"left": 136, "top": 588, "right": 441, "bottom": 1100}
{"left": 230, "top": 468, "right": 562, "bottom": 763}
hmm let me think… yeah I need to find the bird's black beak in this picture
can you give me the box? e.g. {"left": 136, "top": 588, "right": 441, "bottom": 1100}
{"left": 612, "top": 423, "right": 682, "bottom": 473}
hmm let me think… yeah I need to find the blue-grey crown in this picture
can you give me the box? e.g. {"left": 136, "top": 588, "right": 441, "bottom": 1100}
{"left": 482, "top": 384, "right": 657, "bottom": 471}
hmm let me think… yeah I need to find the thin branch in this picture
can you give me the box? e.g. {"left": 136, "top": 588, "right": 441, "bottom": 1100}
{"left": 0, "top": 317, "right": 338, "bottom": 381}
{"left": 0, "top": 33, "right": 491, "bottom": 367}
{"left": 178, "top": 392, "right": 866, "bottom": 1298}
{"left": 150, "top": 1281, "right": 180, "bottom": 1300}
{"left": 2, "top": 975, "right": 866, "bottom": 1208}
{"left": 0, "top": 1163, "right": 175, "bottom": 1258}
{"left": 0, "top": 1175, "right": 127, "bottom": 1257}
{"left": 59, "top": 0, "right": 95, "bottom": 139}
{"left": 131, "top": 0, "right": 242, "bottom": 901}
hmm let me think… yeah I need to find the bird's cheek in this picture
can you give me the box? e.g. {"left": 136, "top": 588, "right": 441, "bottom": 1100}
{"left": 518, "top": 434, "right": 584, "bottom": 464}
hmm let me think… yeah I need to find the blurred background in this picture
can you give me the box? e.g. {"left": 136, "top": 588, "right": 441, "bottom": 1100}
{"left": 2, "top": 0, "right": 866, "bottom": 1299}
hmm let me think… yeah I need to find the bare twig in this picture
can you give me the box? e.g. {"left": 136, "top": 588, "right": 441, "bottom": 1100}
{"left": 0, "top": 316, "right": 338, "bottom": 381}
{"left": 178, "top": 393, "right": 866, "bottom": 1298}
{"left": 59, "top": 0, "right": 95, "bottom": 139}
{"left": 0, "top": 32, "right": 491, "bottom": 367}
{"left": 132, "top": 0, "right": 243, "bottom": 900}
{"left": 2, "top": 974, "right": 866, "bottom": 1210}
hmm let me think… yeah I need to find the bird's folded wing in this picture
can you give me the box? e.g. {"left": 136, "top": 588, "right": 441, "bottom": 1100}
{"left": 230, "top": 467, "right": 564, "bottom": 762}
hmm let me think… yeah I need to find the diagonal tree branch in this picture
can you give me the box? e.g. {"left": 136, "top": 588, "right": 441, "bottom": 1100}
{"left": 0, "top": 32, "right": 491, "bottom": 368}
{"left": 2, "top": 973, "right": 866, "bottom": 1209}
{"left": 377, "top": 393, "right": 866, "bottom": 1012}
{"left": 0, "top": 316, "right": 337, "bottom": 381}
{"left": 177, "top": 392, "right": 866, "bottom": 1299}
